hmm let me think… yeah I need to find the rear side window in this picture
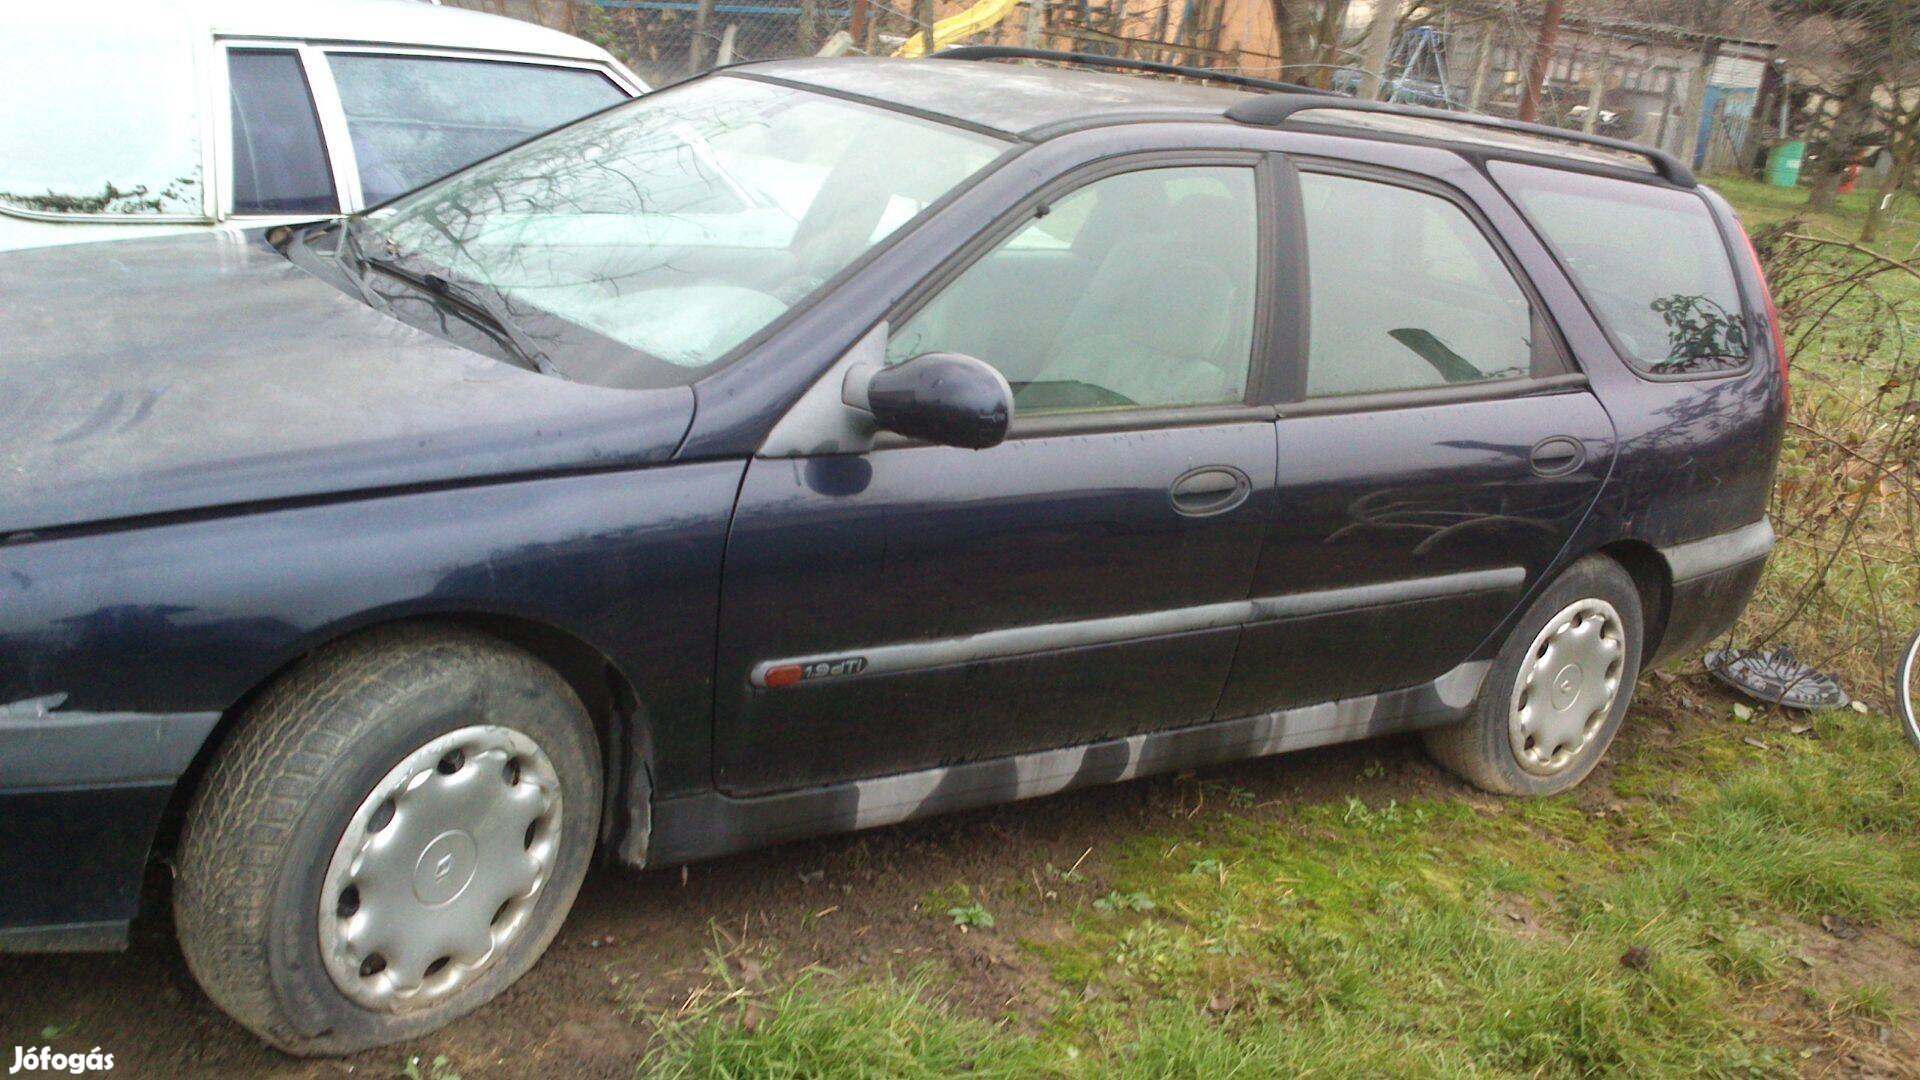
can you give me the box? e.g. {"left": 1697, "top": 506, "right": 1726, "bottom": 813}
{"left": 0, "top": 9, "right": 203, "bottom": 218}
{"left": 1299, "top": 172, "right": 1534, "bottom": 398}
{"left": 327, "top": 54, "right": 629, "bottom": 205}
{"left": 1491, "top": 162, "right": 1748, "bottom": 375}
{"left": 228, "top": 51, "right": 338, "bottom": 216}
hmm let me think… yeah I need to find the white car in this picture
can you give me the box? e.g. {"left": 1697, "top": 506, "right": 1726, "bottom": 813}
{"left": 0, "top": 0, "right": 645, "bottom": 251}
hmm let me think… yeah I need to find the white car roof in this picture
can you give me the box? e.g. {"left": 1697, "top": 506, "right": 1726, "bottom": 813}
{"left": 125, "top": 0, "right": 620, "bottom": 64}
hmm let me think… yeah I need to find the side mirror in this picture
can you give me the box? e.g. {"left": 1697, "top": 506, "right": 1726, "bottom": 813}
{"left": 842, "top": 352, "right": 1013, "bottom": 450}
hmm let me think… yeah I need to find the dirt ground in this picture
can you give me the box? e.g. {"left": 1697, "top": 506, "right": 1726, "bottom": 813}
{"left": 3, "top": 695, "right": 1917, "bottom": 1079}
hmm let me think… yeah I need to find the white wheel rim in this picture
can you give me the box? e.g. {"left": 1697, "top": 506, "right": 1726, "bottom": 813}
{"left": 1508, "top": 598, "right": 1627, "bottom": 776}
{"left": 318, "top": 725, "right": 561, "bottom": 1012}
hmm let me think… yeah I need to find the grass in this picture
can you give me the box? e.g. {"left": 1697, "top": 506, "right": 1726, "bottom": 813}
{"left": 643, "top": 710, "right": 1920, "bottom": 1077}
{"left": 636, "top": 181, "right": 1920, "bottom": 1077}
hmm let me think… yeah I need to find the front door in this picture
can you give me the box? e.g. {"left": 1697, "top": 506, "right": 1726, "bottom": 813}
{"left": 715, "top": 160, "right": 1282, "bottom": 795}
{"left": 1217, "top": 166, "right": 1616, "bottom": 717}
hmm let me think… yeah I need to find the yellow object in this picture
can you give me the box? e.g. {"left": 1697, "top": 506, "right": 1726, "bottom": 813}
{"left": 892, "top": 0, "right": 1023, "bottom": 58}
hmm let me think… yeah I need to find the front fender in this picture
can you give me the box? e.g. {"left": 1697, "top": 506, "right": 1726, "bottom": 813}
{"left": 0, "top": 458, "right": 742, "bottom": 794}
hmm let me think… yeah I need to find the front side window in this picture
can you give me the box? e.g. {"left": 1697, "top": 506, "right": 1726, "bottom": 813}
{"left": 228, "top": 50, "right": 337, "bottom": 216}
{"left": 329, "top": 54, "right": 631, "bottom": 205}
{"left": 888, "top": 165, "right": 1261, "bottom": 414}
{"left": 1301, "top": 172, "right": 1533, "bottom": 398}
{"left": 1491, "top": 161, "right": 1748, "bottom": 375}
{"left": 0, "top": 10, "right": 202, "bottom": 217}
{"left": 362, "top": 76, "right": 1007, "bottom": 384}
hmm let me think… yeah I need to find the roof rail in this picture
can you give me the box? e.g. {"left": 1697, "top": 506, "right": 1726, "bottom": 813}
{"left": 932, "top": 45, "right": 1332, "bottom": 99}
{"left": 1224, "top": 95, "right": 1696, "bottom": 187}
{"left": 933, "top": 44, "right": 1694, "bottom": 187}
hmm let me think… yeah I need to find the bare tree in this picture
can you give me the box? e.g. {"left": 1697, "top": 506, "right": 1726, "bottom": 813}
{"left": 1267, "top": 0, "right": 1355, "bottom": 86}
{"left": 1773, "top": 0, "right": 1920, "bottom": 213}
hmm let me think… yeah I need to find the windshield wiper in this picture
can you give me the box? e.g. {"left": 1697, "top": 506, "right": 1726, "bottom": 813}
{"left": 330, "top": 222, "right": 389, "bottom": 311}
{"left": 343, "top": 228, "right": 568, "bottom": 380}
{"left": 417, "top": 271, "right": 569, "bottom": 381}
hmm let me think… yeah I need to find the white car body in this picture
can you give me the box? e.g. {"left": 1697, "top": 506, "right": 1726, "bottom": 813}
{"left": 1, "top": 0, "right": 645, "bottom": 252}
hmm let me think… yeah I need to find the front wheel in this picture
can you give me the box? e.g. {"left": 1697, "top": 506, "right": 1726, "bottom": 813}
{"left": 174, "top": 624, "right": 601, "bottom": 1055}
{"left": 1425, "top": 556, "right": 1645, "bottom": 797}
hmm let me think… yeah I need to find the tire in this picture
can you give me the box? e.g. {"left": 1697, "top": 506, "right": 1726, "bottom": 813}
{"left": 1424, "top": 555, "right": 1645, "bottom": 797}
{"left": 174, "top": 623, "right": 601, "bottom": 1055}
{"left": 1897, "top": 624, "right": 1920, "bottom": 752}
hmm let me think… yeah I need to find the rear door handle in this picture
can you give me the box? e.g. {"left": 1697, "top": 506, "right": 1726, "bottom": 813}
{"left": 1530, "top": 436, "right": 1586, "bottom": 477}
{"left": 1169, "top": 465, "right": 1252, "bottom": 516}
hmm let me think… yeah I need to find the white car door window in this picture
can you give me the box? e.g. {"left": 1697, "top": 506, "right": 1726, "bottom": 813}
{"left": 327, "top": 54, "right": 630, "bottom": 205}
{"left": 227, "top": 50, "right": 338, "bottom": 216}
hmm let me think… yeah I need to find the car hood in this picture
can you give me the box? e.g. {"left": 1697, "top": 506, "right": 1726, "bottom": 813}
{"left": 0, "top": 232, "right": 694, "bottom": 537}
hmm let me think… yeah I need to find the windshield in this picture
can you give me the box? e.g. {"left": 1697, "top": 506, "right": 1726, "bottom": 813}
{"left": 358, "top": 75, "right": 1009, "bottom": 386}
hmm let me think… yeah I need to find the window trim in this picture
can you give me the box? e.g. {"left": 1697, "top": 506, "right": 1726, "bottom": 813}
{"left": 1276, "top": 371, "right": 1591, "bottom": 419}
{"left": 1284, "top": 157, "right": 1576, "bottom": 411}
{"left": 1484, "top": 158, "right": 1756, "bottom": 384}
{"left": 879, "top": 149, "right": 1282, "bottom": 438}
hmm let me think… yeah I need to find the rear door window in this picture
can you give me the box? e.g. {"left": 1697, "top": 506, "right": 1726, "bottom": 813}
{"left": 1299, "top": 172, "right": 1535, "bottom": 398}
{"left": 326, "top": 54, "right": 630, "bottom": 205}
{"left": 228, "top": 50, "right": 338, "bottom": 216}
{"left": 1490, "top": 161, "right": 1749, "bottom": 375}
{"left": 0, "top": 9, "right": 203, "bottom": 218}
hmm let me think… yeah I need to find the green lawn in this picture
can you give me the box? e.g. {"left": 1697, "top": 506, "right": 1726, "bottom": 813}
{"left": 634, "top": 180, "right": 1920, "bottom": 1080}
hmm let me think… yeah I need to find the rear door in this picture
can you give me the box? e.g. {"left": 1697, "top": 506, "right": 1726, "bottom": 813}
{"left": 714, "top": 157, "right": 1283, "bottom": 795}
{"left": 1217, "top": 162, "right": 1616, "bottom": 717}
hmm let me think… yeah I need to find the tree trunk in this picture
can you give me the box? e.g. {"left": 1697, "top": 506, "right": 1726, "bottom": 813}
{"left": 1466, "top": 25, "right": 1493, "bottom": 111}
{"left": 1809, "top": 71, "right": 1875, "bottom": 214}
{"left": 1357, "top": 0, "right": 1404, "bottom": 101}
{"left": 915, "top": 0, "right": 937, "bottom": 57}
{"left": 690, "top": 0, "right": 715, "bottom": 72}
{"left": 1862, "top": 107, "right": 1920, "bottom": 243}
{"left": 1517, "top": 0, "right": 1564, "bottom": 123}
{"left": 1270, "top": 0, "right": 1320, "bottom": 82}
{"left": 1582, "top": 38, "right": 1611, "bottom": 135}
{"left": 1311, "top": 0, "right": 1349, "bottom": 90}
{"left": 1860, "top": 154, "right": 1910, "bottom": 242}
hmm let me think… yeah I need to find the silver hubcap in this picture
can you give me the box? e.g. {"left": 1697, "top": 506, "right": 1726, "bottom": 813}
{"left": 1509, "top": 598, "right": 1626, "bottom": 776}
{"left": 319, "top": 725, "right": 561, "bottom": 1012}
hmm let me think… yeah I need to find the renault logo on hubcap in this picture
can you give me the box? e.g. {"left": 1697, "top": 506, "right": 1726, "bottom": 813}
{"left": 412, "top": 831, "right": 478, "bottom": 905}
{"left": 1550, "top": 664, "right": 1584, "bottom": 711}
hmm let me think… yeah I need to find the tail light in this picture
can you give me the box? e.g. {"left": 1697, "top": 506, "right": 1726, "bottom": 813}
{"left": 1737, "top": 223, "right": 1790, "bottom": 411}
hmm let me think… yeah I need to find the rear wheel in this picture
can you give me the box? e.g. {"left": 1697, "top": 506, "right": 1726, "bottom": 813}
{"left": 1425, "top": 556, "right": 1644, "bottom": 796}
{"left": 174, "top": 624, "right": 600, "bottom": 1055}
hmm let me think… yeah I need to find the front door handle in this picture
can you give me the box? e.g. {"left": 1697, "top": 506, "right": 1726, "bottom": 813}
{"left": 1530, "top": 436, "right": 1586, "bottom": 477}
{"left": 1169, "top": 465, "right": 1252, "bottom": 517}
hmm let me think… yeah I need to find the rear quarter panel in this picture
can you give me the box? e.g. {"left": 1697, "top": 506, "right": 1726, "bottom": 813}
{"left": 1552, "top": 184, "right": 1786, "bottom": 550}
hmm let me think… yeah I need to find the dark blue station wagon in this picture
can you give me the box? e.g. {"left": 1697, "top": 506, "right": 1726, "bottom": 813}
{"left": 0, "top": 52, "right": 1785, "bottom": 1053}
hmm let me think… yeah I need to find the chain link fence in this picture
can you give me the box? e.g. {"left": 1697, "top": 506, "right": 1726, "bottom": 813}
{"left": 443, "top": 0, "right": 1287, "bottom": 89}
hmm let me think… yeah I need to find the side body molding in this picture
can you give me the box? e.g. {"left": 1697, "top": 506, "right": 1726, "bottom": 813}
{"left": 647, "top": 660, "right": 1491, "bottom": 866}
{"left": 751, "top": 567, "right": 1524, "bottom": 687}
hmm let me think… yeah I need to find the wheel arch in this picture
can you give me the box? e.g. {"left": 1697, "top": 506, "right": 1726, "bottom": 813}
{"left": 1593, "top": 539, "right": 1672, "bottom": 662}
{"left": 160, "top": 610, "right": 653, "bottom": 861}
